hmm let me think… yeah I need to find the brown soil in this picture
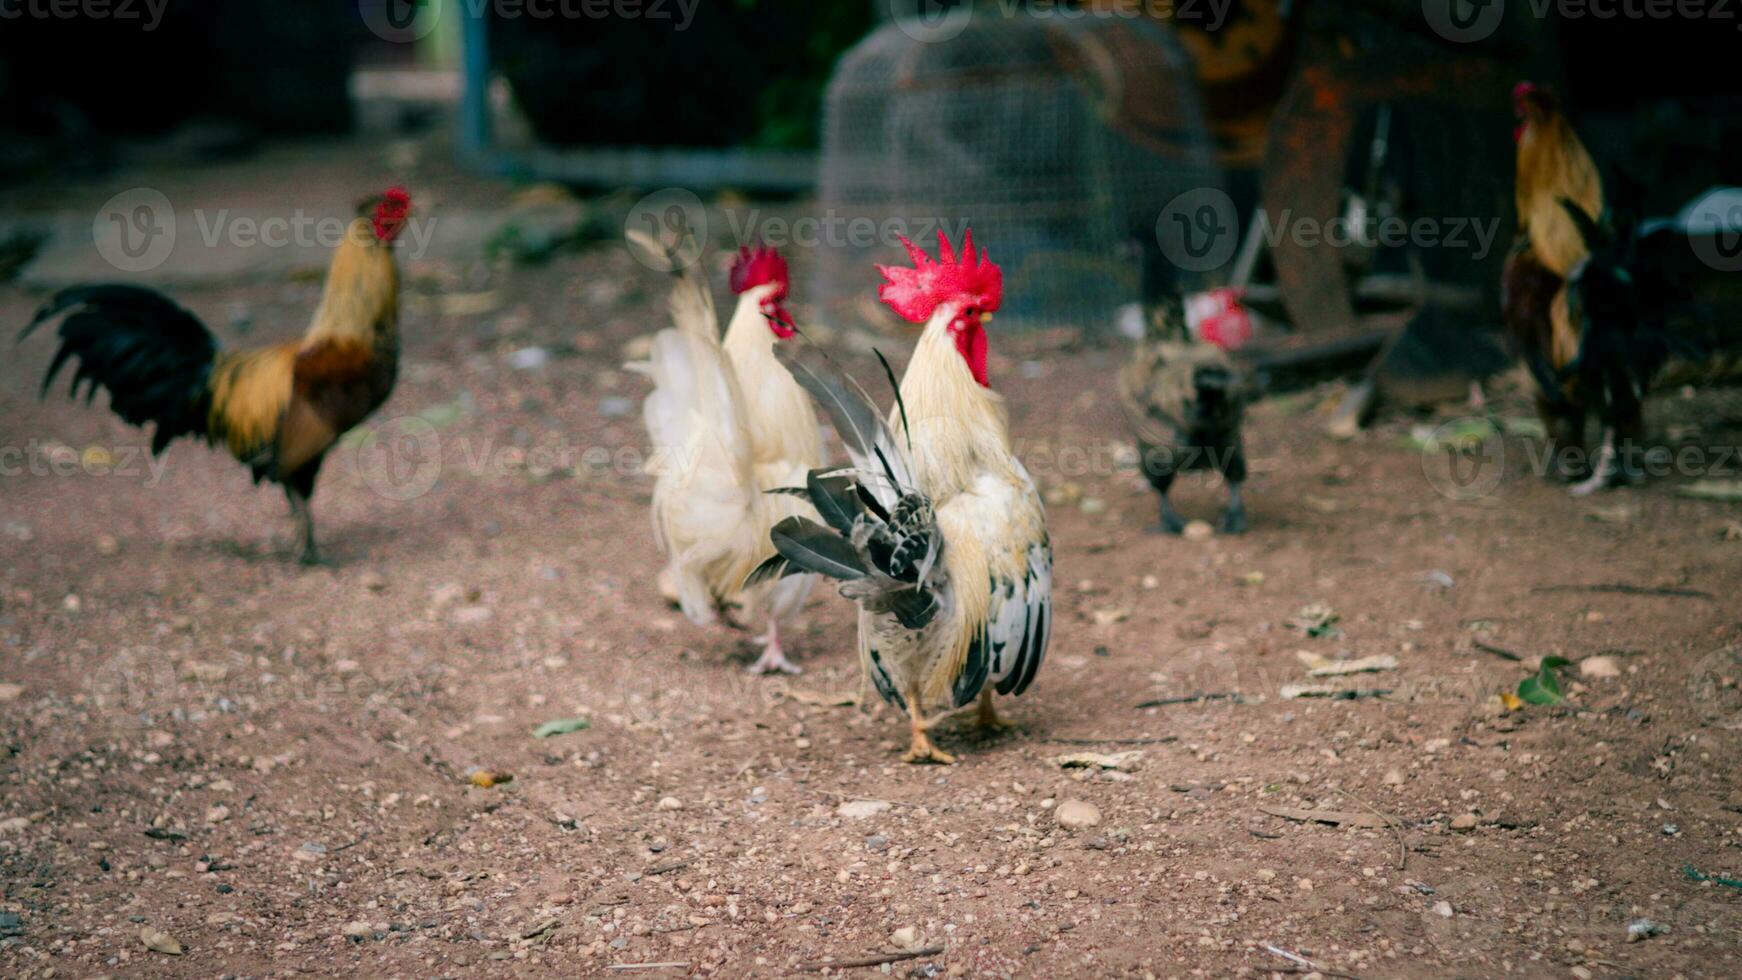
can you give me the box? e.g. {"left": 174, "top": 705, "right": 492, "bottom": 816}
{"left": 2, "top": 165, "right": 1741, "bottom": 980}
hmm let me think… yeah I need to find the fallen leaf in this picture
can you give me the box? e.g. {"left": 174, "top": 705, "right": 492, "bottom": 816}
{"left": 1516, "top": 656, "right": 1570, "bottom": 706}
{"left": 1679, "top": 479, "right": 1742, "bottom": 502}
{"left": 469, "top": 770, "right": 513, "bottom": 789}
{"left": 140, "top": 926, "right": 183, "bottom": 955}
{"left": 836, "top": 799, "right": 891, "bottom": 820}
{"left": 783, "top": 688, "right": 858, "bottom": 708}
{"left": 521, "top": 916, "right": 561, "bottom": 940}
{"left": 1259, "top": 805, "right": 1394, "bottom": 829}
{"left": 1497, "top": 691, "right": 1525, "bottom": 711}
{"left": 1052, "top": 751, "right": 1143, "bottom": 772}
{"left": 532, "top": 717, "right": 591, "bottom": 739}
{"left": 1090, "top": 607, "right": 1129, "bottom": 627}
{"left": 1298, "top": 653, "right": 1399, "bottom": 677}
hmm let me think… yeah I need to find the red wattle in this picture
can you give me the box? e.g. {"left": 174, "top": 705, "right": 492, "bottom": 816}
{"left": 953, "top": 317, "right": 989, "bottom": 387}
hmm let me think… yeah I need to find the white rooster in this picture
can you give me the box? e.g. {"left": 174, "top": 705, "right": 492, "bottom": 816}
{"left": 629, "top": 234, "right": 822, "bottom": 674}
{"left": 751, "top": 231, "right": 1052, "bottom": 762}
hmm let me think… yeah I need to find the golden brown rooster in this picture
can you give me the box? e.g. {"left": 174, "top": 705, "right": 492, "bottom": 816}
{"left": 751, "top": 232, "right": 1052, "bottom": 763}
{"left": 628, "top": 235, "right": 823, "bottom": 675}
{"left": 23, "top": 187, "right": 411, "bottom": 563}
{"left": 1502, "top": 82, "right": 1607, "bottom": 482}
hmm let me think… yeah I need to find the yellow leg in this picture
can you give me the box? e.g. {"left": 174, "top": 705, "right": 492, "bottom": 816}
{"left": 976, "top": 688, "right": 1013, "bottom": 732}
{"left": 902, "top": 685, "right": 955, "bottom": 765}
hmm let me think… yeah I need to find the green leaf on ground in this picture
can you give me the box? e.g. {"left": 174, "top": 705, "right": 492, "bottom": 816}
{"left": 532, "top": 717, "right": 591, "bottom": 739}
{"left": 1517, "top": 658, "right": 1569, "bottom": 705}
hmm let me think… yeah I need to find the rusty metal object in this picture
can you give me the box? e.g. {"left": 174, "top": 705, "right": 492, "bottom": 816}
{"left": 1261, "top": 44, "right": 1517, "bottom": 338}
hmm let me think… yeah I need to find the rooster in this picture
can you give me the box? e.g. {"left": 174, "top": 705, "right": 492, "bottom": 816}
{"left": 22, "top": 187, "right": 411, "bottom": 563}
{"left": 1502, "top": 81, "right": 1607, "bottom": 482}
{"left": 1117, "top": 296, "right": 1249, "bottom": 534}
{"left": 628, "top": 234, "right": 823, "bottom": 675}
{"left": 751, "top": 232, "right": 1052, "bottom": 763}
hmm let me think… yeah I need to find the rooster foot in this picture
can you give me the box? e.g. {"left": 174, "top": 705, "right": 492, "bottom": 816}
{"left": 903, "top": 691, "right": 957, "bottom": 764}
{"left": 655, "top": 566, "right": 683, "bottom": 608}
{"left": 746, "top": 646, "right": 803, "bottom": 675}
{"left": 976, "top": 690, "right": 1015, "bottom": 732}
{"left": 1220, "top": 508, "right": 1247, "bottom": 535}
{"left": 903, "top": 733, "right": 956, "bottom": 765}
{"left": 1147, "top": 512, "right": 1187, "bottom": 536}
{"left": 746, "top": 621, "right": 801, "bottom": 675}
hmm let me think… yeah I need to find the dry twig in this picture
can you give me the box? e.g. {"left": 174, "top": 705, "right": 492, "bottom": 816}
{"left": 796, "top": 946, "right": 946, "bottom": 972}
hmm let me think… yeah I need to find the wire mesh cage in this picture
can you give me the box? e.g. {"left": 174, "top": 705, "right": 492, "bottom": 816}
{"left": 814, "top": 10, "right": 1222, "bottom": 336}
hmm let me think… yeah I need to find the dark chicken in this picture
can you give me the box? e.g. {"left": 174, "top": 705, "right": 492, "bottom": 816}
{"left": 1117, "top": 298, "right": 1250, "bottom": 534}
{"left": 22, "top": 188, "right": 411, "bottom": 562}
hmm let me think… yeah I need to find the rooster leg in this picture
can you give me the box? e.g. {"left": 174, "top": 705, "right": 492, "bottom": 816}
{"left": 285, "top": 487, "right": 320, "bottom": 565}
{"left": 975, "top": 688, "right": 1014, "bottom": 732}
{"left": 1147, "top": 476, "right": 1187, "bottom": 536}
{"left": 1570, "top": 427, "right": 1618, "bottom": 497}
{"left": 1221, "top": 481, "right": 1248, "bottom": 535}
{"left": 746, "top": 618, "right": 802, "bottom": 675}
{"left": 655, "top": 566, "right": 682, "bottom": 608}
{"left": 902, "top": 685, "right": 955, "bottom": 765}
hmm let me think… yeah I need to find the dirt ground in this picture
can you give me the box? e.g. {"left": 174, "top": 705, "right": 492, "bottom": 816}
{"left": 2, "top": 147, "right": 1741, "bottom": 980}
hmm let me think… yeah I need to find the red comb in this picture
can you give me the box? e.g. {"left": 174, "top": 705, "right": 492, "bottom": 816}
{"left": 876, "top": 229, "right": 1003, "bottom": 324}
{"left": 372, "top": 186, "right": 411, "bottom": 242}
{"left": 729, "top": 244, "right": 789, "bottom": 299}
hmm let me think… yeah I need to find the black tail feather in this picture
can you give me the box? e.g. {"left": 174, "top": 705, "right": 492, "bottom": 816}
{"left": 23, "top": 284, "right": 218, "bottom": 454}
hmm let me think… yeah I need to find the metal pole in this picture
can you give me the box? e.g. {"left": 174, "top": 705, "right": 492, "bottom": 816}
{"left": 459, "top": 4, "right": 492, "bottom": 164}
